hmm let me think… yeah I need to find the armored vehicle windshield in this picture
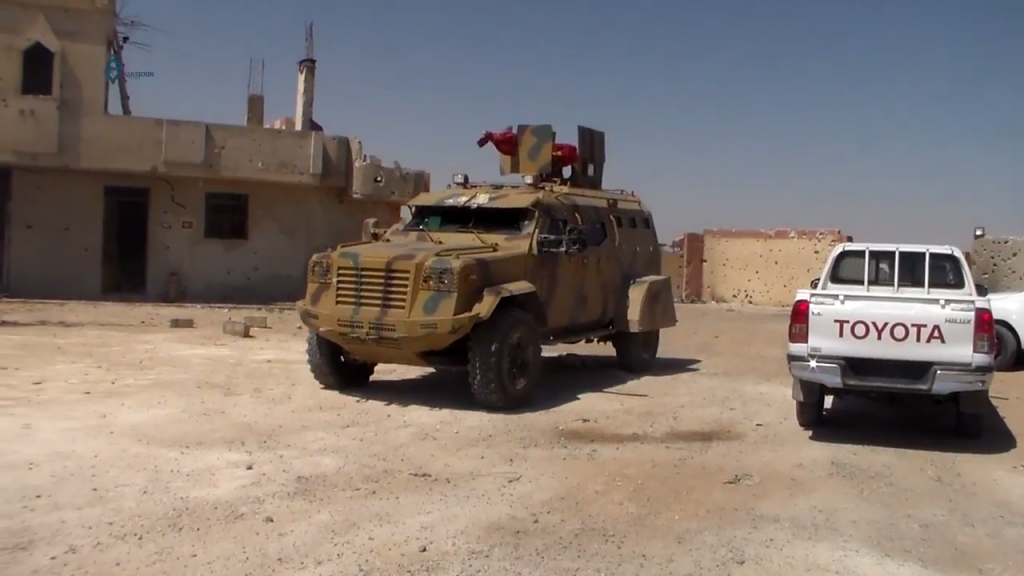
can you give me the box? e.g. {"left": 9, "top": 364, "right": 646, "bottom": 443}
{"left": 402, "top": 205, "right": 536, "bottom": 235}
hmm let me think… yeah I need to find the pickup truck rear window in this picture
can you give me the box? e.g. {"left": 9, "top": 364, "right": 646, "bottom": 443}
{"left": 829, "top": 250, "right": 966, "bottom": 289}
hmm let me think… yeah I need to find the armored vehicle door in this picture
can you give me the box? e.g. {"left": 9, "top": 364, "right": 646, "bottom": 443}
{"left": 567, "top": 202, "right": 617, "bottom": 327}
{"left": 532, "top": 207, "right": 581, "bottom": 330}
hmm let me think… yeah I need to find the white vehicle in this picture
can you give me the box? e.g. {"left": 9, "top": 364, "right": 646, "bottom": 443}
{"left": 988, "top": 291, "right": 1024, "bottom": 371}
{"left": 787, "top": 243, "right": 996, "bottom": 438}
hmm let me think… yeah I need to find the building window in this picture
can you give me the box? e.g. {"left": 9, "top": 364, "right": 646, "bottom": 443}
{"left": 21, "top": 42, "right": 55, "bottom": 96}
{"left": 204, "top": 192, "right": 248, "bottom": 240}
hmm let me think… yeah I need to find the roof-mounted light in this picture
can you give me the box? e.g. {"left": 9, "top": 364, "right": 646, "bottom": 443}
{"left": 452, "top": 173, "right": 469, "bottom": 185}
{"left": 974, "top": 226, "right": 986, "bottom": 239}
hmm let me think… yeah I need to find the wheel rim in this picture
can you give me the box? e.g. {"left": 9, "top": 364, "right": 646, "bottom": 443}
{"left": 504, "top": 332, "right": 534, "bottom": 390}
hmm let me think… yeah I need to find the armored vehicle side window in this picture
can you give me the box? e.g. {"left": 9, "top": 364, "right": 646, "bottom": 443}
{"left": 542, "top": 218, "right": 568, "bottom": 235}
{"left": 612, "top": 215, "right": 623, "bottom": 228}
{"left": 627, "top": 216, "right": 638, "bottom": 228}
{"left": 404, "top": 206, "right": 534, "bottom": 234}
{"left": 588, "top": 222, "right": 608, "bottom": 246}
{"left": 829, "top": 250, "right": 965, "bottom": 289}
{"left": 642, "top": 217, "right": 651, "bottom": 229}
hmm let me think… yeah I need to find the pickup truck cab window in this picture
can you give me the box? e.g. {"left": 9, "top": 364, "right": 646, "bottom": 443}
{"left": 828, "top": 249, "right": 965, "bottom": 290}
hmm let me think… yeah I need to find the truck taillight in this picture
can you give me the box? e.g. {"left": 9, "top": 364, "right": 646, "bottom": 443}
{"left": 789, "top": 299, "right": 810, "bottom": 344}
{"left": 974, "top": 307, "right": 995, "bottom": 355}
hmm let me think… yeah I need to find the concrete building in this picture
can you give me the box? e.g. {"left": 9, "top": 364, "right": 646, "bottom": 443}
{"left": 0, "top": 0, "right": 429, "bottom": 302}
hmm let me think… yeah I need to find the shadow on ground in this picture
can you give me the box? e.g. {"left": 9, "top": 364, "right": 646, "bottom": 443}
{"left": 0, "top": 320, "right": 133, "bottom": 328}
{"left": 335, "top": 354, "right": 701, "bottom": 412}
{"left": 808, "top": 395, "right": 1016, "bottom": 455}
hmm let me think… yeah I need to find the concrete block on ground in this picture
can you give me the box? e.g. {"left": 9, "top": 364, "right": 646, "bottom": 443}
{"left": 243, "top": 315, "right": 268, "bottom": 328}
{"left": 222, "top": 320, "right": 252, "bottom": 338}
{"left": 168, "top": 318, "right": 194, "bottom": 328}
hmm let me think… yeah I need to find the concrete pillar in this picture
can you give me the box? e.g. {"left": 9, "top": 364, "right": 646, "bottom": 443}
{"left": 294, "top": 58, "right": 316, "bottom": 131}
{"left": 245, "top": 94, "right": 264, "bottom": 127}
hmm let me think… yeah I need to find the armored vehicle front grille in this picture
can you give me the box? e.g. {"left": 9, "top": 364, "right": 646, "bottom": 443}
{"left": 334, "top": 266, "right": 410, "bottom": 310}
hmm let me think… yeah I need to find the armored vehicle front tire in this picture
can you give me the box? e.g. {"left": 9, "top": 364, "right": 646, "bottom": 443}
{"left": 468, "top": 307, "right": 542, "bottom": 411}
{"left": 306, "top": 330, "right": 375, "bottom": 390}
{"left": 612, "top": 330, "right": 660, "bottom": 373}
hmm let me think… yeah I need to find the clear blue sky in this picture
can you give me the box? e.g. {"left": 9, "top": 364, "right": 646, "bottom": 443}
{"left": 121, "top": 0, "right": 1022, "bottom": 245}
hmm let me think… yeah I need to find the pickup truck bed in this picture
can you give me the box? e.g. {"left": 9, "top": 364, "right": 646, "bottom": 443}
{"left": 786, "top": 243, "right": 995, "bottom": 438}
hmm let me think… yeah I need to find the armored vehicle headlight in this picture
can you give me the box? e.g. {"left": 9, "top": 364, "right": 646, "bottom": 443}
{"left": 421, "top": 266, "right": 458, "bottom": 292}
{"left": 308, "top": 255, "right": 332, "bottom": 283}
{"left": 522, "top": 174, "right": 537, "bottom": 185}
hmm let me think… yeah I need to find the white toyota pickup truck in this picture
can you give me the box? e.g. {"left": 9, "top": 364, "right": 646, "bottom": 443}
{"left": 988, "top": 291, "right": 1024, "bottom": 371}
{"left": 787, "top": 243, "right": 996, "bottom": 438}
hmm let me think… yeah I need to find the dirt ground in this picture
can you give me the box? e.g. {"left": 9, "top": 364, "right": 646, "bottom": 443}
{"left": 1, "top": 301, "right": 1022, "bottom": 576}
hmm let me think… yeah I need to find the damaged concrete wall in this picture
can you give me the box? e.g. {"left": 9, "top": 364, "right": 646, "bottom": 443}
{"left": 970, "top": 236, "right": 1024, "bottom": 293}
{"left": 702, "top": 228, "right": 848, "bottom": 306}
{"left": 7, "top": 169, "right": 400, "bottom": 302}
{"left": 661, "top": 233, "right": 704, "bottom": 302}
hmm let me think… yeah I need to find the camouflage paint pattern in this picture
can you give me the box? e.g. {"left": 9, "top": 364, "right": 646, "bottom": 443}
{"left": 499, "top": 124, "right": 555, "bottom": 177}
{"left": 298, "top": 165, "right": 675, "bottom": 368}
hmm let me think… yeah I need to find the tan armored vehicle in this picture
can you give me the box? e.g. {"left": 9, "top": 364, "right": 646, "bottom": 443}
{"left": 298, "top": 124, "right": 677, "bottom": 410}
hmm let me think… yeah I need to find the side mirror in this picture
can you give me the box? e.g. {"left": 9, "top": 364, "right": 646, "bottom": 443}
{"left": 810, "top": 278, "right": 820, "bottom": 289}
{"left": 975, "top": 283, "right": 988, "bottom": 297}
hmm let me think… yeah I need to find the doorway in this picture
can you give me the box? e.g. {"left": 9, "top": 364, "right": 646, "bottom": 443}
{"left": 101, "top": 186, "right": 149, "bottom": 295}
{"left": 0, "top": 168, "right": 9, "bottom": 293}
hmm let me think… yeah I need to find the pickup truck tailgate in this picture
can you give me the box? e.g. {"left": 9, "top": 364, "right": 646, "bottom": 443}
{"left": 806, "top": 294, "right": 976, "bottom": 364}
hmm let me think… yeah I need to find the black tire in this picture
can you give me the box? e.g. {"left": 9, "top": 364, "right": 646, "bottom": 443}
{"left": 467, "top": 307, "right": 542, "bottom": 411}
{"left": 994, "top": 324, "right": 1018, "bottom": 372}
{"left": 955, "top": 410, "right": 984, "bottom": 439}
{"left": 612, "top": 330, "right": 660, "bottom": 373}
{"left": 306, "top": 330, "right": 374, "bottom": 390}
{"left": 795, "top": 392, "right": 825, "bottom": 429}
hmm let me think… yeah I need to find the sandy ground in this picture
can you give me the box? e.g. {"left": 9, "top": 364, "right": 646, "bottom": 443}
{"left": 0, "top": 300, "right": 1022, "bottom": 576}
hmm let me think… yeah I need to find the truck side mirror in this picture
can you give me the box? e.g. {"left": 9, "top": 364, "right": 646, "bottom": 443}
{"left": 810, "top": 278, "right": 820, "bottom": 289}
{"left": 975, "top": 283, "right": 988, "bottom": 297}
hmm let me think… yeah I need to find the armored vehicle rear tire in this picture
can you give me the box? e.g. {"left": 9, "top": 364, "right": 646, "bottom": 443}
{"left": 306, "top": 330, "right": 374, "bottom": 390}
{"left": 613, "top": 330, "right": 660, "bottom": 373}
{"left": 468, "top": 307, "right": 542, "bottom": 411}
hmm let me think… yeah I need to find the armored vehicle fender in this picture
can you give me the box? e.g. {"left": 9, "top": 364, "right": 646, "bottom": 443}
{"left": 470, "top": 280, "right": 543, "bottom": 323}
{"left": 616, "top": 275, "right": 677, "bottom": 332}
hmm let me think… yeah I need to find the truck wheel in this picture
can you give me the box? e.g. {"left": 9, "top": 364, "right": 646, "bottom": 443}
{"left": 613, "top": 330, "right": 660, "bottom": 373}
{"left": 306, "top": 330, "right": 374, "bottom": 390}
{"left": 955, "top": 410, "right": 984, "bottom": 439}
{"left": 795, "top": 393, "right": 825, "bottom": 429}
{"left": 468, "top": 307, "right": 542, "bottom": 411}
{"left": 994, "top": 324, "right": 1018, "bottom": 372}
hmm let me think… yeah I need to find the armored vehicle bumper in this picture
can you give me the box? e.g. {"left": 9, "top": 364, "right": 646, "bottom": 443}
{"left": 298, "top": 304, "right": 477, "bottom": 365}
